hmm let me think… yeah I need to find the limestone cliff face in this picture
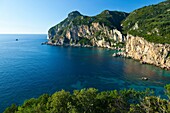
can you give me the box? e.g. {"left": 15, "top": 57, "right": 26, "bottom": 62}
{"left": 52, "top": 23, "right": 126, "bottom": 47}
{"left": 48, "top": 10, "right": 128, "bottom": 48}
{"left": 125, "top": 35, "right": 170, "bottom": 70}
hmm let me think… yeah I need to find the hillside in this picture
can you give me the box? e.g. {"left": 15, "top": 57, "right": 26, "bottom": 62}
{"left": 48, "top": 1, "right": 170, "bottom": 45}
{"left": 122, "top": 0, "right": 170, "bottom": 44}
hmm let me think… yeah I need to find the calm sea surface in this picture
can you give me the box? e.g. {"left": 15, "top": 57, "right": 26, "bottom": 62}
{"left": 0, "top": 34, "right": 170, "bottom": 112}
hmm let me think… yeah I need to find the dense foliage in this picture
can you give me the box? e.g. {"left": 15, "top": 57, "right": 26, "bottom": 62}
{"left": 122, "top": 0, "right": 170, "bottom": 44}
{"left": 72, "top": 10, "right": 129, "bottom": 31}
{"left": 78, "top": 38, "right": 91, "bottom": 45}
{"left": 4, "top": 84, "right": 170, "bottom": 113}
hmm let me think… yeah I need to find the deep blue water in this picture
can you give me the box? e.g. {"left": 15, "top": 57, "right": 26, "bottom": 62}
{"left": 0, "top": 34, "right": 170, "bottom": 112}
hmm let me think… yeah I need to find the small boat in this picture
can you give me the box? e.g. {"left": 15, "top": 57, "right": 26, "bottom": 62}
{"left": 142, "top": 77, "right": 148, "bottom": 81}
{"left": 16, "top": 39, "right": 19, "bottom": 41}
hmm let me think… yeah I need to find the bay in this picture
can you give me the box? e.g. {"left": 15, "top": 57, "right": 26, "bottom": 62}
{"left": 0, "top": 34, "right": 170, "bottom": 112}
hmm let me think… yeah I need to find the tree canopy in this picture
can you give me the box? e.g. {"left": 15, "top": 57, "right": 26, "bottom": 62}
{"left": 4, "top": 84, "right": 170, "bottom": 113}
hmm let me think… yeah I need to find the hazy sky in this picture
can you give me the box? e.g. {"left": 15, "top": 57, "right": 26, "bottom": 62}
{"left": 0, "top": 0, "right": 164, "bottom": 34}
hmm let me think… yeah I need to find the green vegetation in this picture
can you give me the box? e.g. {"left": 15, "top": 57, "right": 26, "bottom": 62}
{"left": 72, "top": 16, "right": 94, "bottom": 26}
{"left": 114, "top": 42, "right": 125, "bottom": 48}
{"left": 78, "top": 38, "right": 91, "bottom": 45}
{"left": 72, "top": 10, "right": 129, "bottom": 30}
{"left": 94, "top": 10, "right": 129, "bottom": 30}
{"left": 122, "top": 0, "right": 170, "bottom": 44}
{"left": 94, "top": 31, "right": 102, "bottom": 37}
{"left": 165, "top": 84, "right": 170, "bottom": 98}
{"left": 166, "top": 51, "right": 170, "bottom": 58}
{"left": 4, "top": 84, "right": 170, "bottom": 113}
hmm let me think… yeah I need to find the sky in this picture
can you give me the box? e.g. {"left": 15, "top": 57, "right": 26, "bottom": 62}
{"left": 0, "top": 0, "right": 165, "bottom": 34}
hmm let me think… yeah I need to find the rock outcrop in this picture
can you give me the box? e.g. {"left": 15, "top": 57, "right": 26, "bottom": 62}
{"left": 125, "top": 35, "right": 170, "bottom": 70}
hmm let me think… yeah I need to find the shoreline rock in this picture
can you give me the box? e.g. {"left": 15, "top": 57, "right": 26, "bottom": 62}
{"left": 112, "top": 51, "right": 127, "bottom": 57}
{"left": 125, "top": 35, "right": 170, "bottom": 70}
{"left": 45, "top": 40, "right": 125, "bottom": 50}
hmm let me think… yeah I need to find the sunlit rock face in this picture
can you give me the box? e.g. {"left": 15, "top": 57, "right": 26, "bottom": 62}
{"left": 125, "top": 35, "right": 170, "bottom": 70}
{"left": 48, "top": 10, "right": 129, "bottom": 47}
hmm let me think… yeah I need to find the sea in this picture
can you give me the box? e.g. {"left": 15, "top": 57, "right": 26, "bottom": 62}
{"left": 0, "top": 34, "right": 170, "bottom": 112}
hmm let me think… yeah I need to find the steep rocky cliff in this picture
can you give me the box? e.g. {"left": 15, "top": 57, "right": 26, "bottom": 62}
{"left": 119, "top": 0, "right": 170, "bottom": 70}
{"left": 125, "top": 35, "right": 170, "bottom": 70}
{"left": 48, "top": 10, "right": 128, "bottom": 48}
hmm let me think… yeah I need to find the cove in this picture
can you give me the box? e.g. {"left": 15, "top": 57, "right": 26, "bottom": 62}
{"left": 0, "top": 34, "right": 170, "bottom": 112}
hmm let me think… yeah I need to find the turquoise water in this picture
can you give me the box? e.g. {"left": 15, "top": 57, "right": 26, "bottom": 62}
{"left": 0, "top": 34, "right": 170, "bottom": 112}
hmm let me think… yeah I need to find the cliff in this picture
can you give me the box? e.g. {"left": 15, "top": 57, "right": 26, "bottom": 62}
{"left": 48, "top": 10, "right": 128, "bottom": 48}
{"left": 125, "top": 35, "right": 170, "bottom": 70}
{"left": 121, "top": 0, "right": 170, "bottom": 69}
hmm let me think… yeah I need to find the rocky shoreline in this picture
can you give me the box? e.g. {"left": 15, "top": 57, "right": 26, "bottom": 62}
{"left": 45, "top": 34, "right": 170, "bottom": 70}
{"left": 112, "top": 35, "right": 170, "bottom": 70}
{"left": 47, "top": 3, "right": 170, "bottom": 71}
{"left": 45, "top": 40, "right": 125, "bottom": 51}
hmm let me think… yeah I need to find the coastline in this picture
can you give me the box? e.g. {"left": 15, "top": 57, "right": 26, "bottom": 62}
{"left": 45, "top": 40, "right": 125, "bottom": 51}
{"left": 42, "top": 35, "right": 170, "bottom": 70}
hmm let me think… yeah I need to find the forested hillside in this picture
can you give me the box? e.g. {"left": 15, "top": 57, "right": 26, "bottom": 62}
{"left": 122, "top": 0, "right": 170, "bottom": 44}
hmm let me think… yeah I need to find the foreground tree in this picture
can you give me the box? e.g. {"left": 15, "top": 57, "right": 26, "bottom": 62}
{"left": 165, "top": 84, "right": 170, "bottom": 99}
{"left": 3, "top": 85, "right": 170, "bottom": 113}
{"left": 129, "top": 96, "right": 170, "bottom": 113}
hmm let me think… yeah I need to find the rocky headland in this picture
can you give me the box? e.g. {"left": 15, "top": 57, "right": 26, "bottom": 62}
{"left": 47, "top": 0, "right": 170, "bottom": 70}
{"left": 48, "top": 10, "right": 128, "bottom": 49}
